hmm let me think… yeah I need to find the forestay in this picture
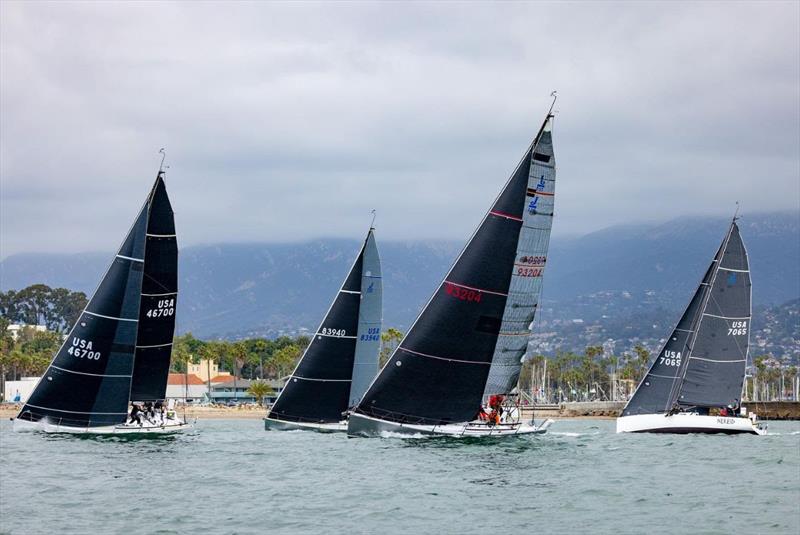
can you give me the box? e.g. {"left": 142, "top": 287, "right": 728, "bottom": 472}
{"left": 353, "top": 112, "right": 556, "bottom": 427}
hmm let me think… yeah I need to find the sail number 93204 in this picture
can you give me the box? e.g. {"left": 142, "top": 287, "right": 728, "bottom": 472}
{"left": 146, "top": 298, "right": 175, "bottom": 319}
{"left": 728, "top": 321, "right": 747, "bottom": 336}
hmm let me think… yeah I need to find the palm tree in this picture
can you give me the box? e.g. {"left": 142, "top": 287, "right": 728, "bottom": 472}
{"left": 247, "top": 380, "right": 274, "bottom": 407}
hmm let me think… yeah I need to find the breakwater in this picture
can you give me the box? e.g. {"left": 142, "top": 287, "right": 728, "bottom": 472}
{"left": 522, "top": 401, "right": 800, "bottom": 420}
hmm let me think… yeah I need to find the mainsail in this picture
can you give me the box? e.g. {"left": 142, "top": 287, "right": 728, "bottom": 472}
{"left": 129, "top": 172, "right": 178, "bottom": 401}
{"left": 352, "top": 112, "right": 556, "bottom": 427}
{"left": 267, "top": 228, "right": 382, "bottom": 424}
{"left": 16, "top": 184, "right": 158, "bottom": 427}
{"left": 622, "top": 221, "right": 751, "bottom": 416}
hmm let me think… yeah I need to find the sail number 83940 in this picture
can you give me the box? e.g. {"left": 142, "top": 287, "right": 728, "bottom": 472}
{"left": 146, "top": 298, "right": 175, "bottom": 318}
{"left": 728, "top": 321, "right": 747, "bottom": 336}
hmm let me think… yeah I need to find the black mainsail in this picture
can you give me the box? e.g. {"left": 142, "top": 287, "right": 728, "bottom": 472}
{"left": 266, "top": 228, "right": 382, "bottom": 425}
{"left": 129, "top": 172, "right": 178, "bottom": 402}
{"left": 352, "top": 111, "right": 556, "bottom": 427}
{"left": 622, "top": 220, "right": 751, "bottom": 416}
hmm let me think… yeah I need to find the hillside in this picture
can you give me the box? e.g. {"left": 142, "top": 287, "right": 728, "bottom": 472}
{"left": 1, "top": 211, "right": 797, "bottom": 343}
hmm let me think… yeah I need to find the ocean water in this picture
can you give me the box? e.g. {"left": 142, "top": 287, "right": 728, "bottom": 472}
{"left": 0, "top": 418, "right": 798, "bottom": 535}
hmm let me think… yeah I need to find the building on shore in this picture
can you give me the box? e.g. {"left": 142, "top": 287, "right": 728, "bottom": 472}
{"left": 6, "top": 324, "right": 48, "bottom": 341}
{"left": 2, "top": 376, "right": 39, "bottom": 403}
{"left": 165, "top": 373, "right": 208, "bottom": 402}
{"left": 187, "top": 358, "right": 231, "bottom": 383}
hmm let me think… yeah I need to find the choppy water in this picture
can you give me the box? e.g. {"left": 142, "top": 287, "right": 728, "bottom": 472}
{"left": 1, "top": 418, "right": 798, "bottom": 534}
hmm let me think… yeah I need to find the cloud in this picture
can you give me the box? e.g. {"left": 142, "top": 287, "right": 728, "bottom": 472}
{"left": 1, "top": 1, "right": 798, "bottom": 257}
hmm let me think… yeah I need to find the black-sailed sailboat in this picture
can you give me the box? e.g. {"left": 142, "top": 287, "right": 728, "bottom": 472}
{"left": 265, "top": 226, "right": 382, "bottom": 432}
{"left": 617, "top": 217, "right": 765, "bottom": 435}
{"left": 348, "top": 101, "right": 558, "bottom": 437}
{"left": 14, "top": 154, "right": 189, "bottom": 434}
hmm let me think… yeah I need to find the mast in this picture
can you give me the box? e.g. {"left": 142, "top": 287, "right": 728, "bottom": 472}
{"left": 353, "top": 106, "right": 556, "bottom": 427}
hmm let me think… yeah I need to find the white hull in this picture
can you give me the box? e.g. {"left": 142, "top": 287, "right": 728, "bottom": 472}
{"left": 616, "top": 413, "right": 766, "bottom": 435}
{"left": 263, "top": 417, "right": 346, "bottom": 433}
{"left": 13, "top": 416, "right": 192, "bottom": 435}
{"left": 348, "top": 412, "right": 553, "bottom": 437}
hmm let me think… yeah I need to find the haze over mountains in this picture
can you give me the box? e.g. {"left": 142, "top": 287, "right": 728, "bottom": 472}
{"left": 1, "top": 211, "right": 797, "bottom": 341}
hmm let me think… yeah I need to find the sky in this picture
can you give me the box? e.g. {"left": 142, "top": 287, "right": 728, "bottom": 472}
{"left": 1, "top": 1, "right": 798, "bottom": 258}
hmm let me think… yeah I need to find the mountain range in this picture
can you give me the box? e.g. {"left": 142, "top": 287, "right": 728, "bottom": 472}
{"left": 1, "top": 211, "right": 797, "bottom": 340}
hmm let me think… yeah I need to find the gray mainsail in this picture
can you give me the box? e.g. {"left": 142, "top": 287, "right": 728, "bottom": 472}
{"left": 349, "top": 229, "right": 382, "bottom": 407}
{"left": 622, "top": 220, "right": 750, "bottom": 416}
{"left": 482, "top": 119, "right": 556, "bottom": 397}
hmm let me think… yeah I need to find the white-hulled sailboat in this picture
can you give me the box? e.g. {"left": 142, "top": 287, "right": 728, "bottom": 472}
{"left": 14, "top": 154, "right": 190, "bottom": 434}
{"left": 348, "top": 98, "right": 559, "bottom": 438}
{"left": 617, "top": 217, "right": 765, "bottom": 435}
{"left": 264, "top": 225, "right": 382, "bottom": 432}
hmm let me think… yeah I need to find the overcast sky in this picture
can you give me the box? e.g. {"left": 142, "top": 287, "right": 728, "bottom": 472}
{"left": 1, "top": 1, "right": 798, "bottom": 258}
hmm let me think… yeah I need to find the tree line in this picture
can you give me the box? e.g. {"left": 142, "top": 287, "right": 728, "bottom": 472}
{"left": 0, "top": 284, "right": 796, "bottom": 402}
{"left": 1, "top": 284, "right": 88, "bottom": 333}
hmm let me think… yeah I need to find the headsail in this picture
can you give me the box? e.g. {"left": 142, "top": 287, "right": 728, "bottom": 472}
{"left": 622, "top": 221, "right": 750, "bottom": 416}
{"left": 267, "top": 228, "right": 382, "bottom": 424}
{"left": 129, "top": 172, "right": 178, "bottom": 402}
{"left": 353, "top": 112, "right": 556, "bottom": 427}
{"left": 17, "top": 193, "right": 150, "bottom": 427}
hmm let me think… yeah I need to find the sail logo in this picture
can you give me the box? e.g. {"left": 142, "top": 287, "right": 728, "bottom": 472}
{"left": 727, "top": 272, "right": 737, "bottom": 286}
{"left": 367, "top": 282, "right": 374, "bottom": 294}
{"left": 67, "top": 337, "right": 100, "bottom": 360}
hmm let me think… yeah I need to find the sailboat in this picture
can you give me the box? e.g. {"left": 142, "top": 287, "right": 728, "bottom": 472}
{"left": 264, "top": 226, "right": 382, "bottom": 432}
{"left": 348, "top": 102, "right": 558, "bottom": 438}
{"left": 617, "top": 218, "right": 766, "bottom": 435}
{"left": 14, "top": 155, "right": 190, "bottom": 434}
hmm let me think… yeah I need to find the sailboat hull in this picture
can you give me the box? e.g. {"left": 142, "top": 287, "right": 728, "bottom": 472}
{"left": 347, "top": 412, "right": 553, "bottom": 438}
{"left": 12, "top": 416, "right": 192, "bottom": 435}
{"left": 263, "top": 417, "right": 346, "bottom": 433}
{"left": 616, "top": 413, "right": 766, "bottom": 435}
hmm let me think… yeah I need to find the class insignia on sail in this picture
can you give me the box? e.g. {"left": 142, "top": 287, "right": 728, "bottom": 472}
{"left": 347, "top": 105, "right": 558, "bottom": 438}
{"left": 14, "top": 164, "right": 190, "bottom": 434}
{"left": 264, "top": 227, "right": 382, "bottom": 432}
{"left": 616, "top": 219, "right": 766, "bottom": 435}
